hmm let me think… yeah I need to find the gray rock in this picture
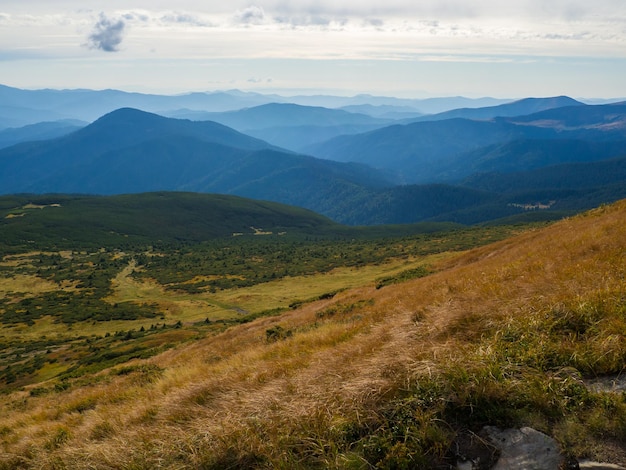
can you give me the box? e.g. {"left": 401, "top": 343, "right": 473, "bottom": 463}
{"left": 584, "top": 374, "right": 626, "bottom": 393}
{"left": 578, "top": 462, "right": 626, "bottom": 470}
{"left": 454, "top": 426, "right": 626, "bottom": 470}
{"left": 453, "top": 429, "right": 500, "bottom": 469}
{"left": 483, "top": 426, "right": 564, "bottom": 470}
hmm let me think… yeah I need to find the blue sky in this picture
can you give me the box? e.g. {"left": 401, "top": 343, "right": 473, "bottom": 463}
{"left": 1, "top": 0, "right": 625, "bottom": 98}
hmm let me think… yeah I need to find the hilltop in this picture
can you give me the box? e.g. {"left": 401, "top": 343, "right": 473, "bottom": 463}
{"left": 0, "top": 196, "right": 624, "bottom": 468}
{"left": 0, "top": 192, "right": 341, "bottom": 250}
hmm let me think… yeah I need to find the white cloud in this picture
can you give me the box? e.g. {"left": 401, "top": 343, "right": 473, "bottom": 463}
{"left": 1, "top": 0, "right": 625, "bottom": 97}
{"left": 274, "top": 14, "right": 333, "bottom": 27}
{"left": 159, "top": 12, "right": 215, "bottom": 27}
{"left": 233, "top": 5, "right": 266, "bottom": 25}
{"left": 123, "top": 12, "right": 149, "bottom": 23}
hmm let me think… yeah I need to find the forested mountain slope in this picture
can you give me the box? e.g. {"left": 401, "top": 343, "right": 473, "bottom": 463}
{"left": 307, "top": 103, "right": 626, "bottom": 183}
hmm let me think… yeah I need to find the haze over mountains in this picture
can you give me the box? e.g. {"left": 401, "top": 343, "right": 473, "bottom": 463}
{"left": 0, "top": 84, "right": 510, "bottom": 129}
{"left": 306, "top": 102, "right": 626, "bottom": 182}
{"left": 165, "top": 103, "right": 395, "bottom": 153}
{"left": 1, "top": 84, "right": 625, "bottom": 226}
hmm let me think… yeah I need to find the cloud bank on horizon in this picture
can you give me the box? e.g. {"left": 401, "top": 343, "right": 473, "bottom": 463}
{"left": 0, "top": 1, "right": 625, "bottom": 97}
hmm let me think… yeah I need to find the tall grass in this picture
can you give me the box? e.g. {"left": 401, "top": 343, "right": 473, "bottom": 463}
{"left": 0, "top": 202, "right": 625, "bottom": 468}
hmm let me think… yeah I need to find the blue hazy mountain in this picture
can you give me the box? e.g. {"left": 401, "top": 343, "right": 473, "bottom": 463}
{"left": 405, "top": 96, "right": 584, "bottom": 123}
{"left": 306, "top": 103, "right": 626, "bottom": 184}
{"left": 0, "top": 108, "right": 392, "bottom": 213}
{"left": 0, "top": 85, "right": 282, "bottom": 125}
{"left": 0, "top": 120, "right": 85, "bottom": 150}
{"left": 167, "top": 103, "right": 392, "bottom": 129}
{"left": 0, "top": 84, "right": 511, "bottom": 129}
{"left": 442, "top": 139, "right": 626, "bottom": 180}
{"left": 338, "top": 104, "right": 424, "bottom": 120}
{"left": 165, "top": 103, "right": 396, "bottom": 152}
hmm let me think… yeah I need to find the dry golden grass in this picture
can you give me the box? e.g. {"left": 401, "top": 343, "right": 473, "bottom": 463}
{"left": 1, "top": 202, "right": 625, "bottom": 468}
{"left": 0, "top": 274, "right": 76, "bottom": 299}
{"left": 105, "top": 250, "right": 442, "bottom": 324}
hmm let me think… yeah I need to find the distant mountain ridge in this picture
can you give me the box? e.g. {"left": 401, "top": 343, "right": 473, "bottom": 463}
{"left": 338, "top": 104, "right": 423, "bottom": 119}
{"left": 0, "top": 120, "right": 85, "bottom": 150}
{"left": 0, "top": 84, "right": 278, "bottom": 125}
{"left": 165, "top": 103, "right": 394, "bottom": 152}
{"left": 0, "top": 84, "right": 513, "bottom": 129}
{"left": 167, "top": 103, "right": 392, "bottom": 130}
{"left": 406, "top": 96, "right": 584, "bottom": 123}
{"left": 448, "top": 139, "right": 626, "bottom": 178}
{"left": 307, "top": 102, "right": 626, "bottom": 183}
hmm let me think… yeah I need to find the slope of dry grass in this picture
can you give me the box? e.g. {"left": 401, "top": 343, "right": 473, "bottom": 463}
{"left": 1, "top": 202, "right": 625, "bottom": 468}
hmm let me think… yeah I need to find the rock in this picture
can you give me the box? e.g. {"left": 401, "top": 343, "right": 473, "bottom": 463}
{"left": 584, "top": 375, "right": 626, "bottom": 393}
{"left": 578, "top": 462, "right": 626, "bottom": 470}
{"left": 453, "top": 429, "right": 500, "bottom": 469}
{"left": 454, "top": 426, "right": 626, "bottom": 470}
{"left": 483, "top": 426, "right": 564, "bottom": 470}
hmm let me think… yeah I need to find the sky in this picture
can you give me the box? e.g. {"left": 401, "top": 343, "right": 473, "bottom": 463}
{"left": 1, "top": 1, "right": 626, "bottom": 99}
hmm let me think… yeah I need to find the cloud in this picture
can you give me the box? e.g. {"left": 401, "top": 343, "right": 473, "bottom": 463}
{"left": 160, "top": 12, "right": 214, "bottom": 27}
{"left": 234, "top": 5, "right": 266, "bottom": 25}
{"left": 273, "top": 14, "right": 336, "bottom": 28}
{"left": 247, "top": 77, "right": 273, "bottom": 84}
{"left": 235, "top": 0, "right": 626, "bottom": 23}
{"left": 365, "top": 18, "right": 385, "bottom": 27}
{"left": 123, "top": 12, "right": 149, "bottom": 23}
{"left": 87, "top": 13, "right": 126, "bottom": 52}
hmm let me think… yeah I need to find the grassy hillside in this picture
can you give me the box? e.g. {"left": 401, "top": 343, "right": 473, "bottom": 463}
{"left": 0, "top": 198, "right": 624, "bottom": 468}
{"left": 0, "top": 192, "right": 341, "bottom": 250}
{"left": 0, "top": 192, "right": 476, "bottom": 253}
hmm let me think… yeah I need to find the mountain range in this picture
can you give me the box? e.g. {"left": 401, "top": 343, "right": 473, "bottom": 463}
{"left": 0, "top": 86, "right": 625, "bottom": 226}
{"left": 404, "top": 95, "right": 585, "bottom": 123}
{"left": 0, "top": 84, "right": 516, "bottom": 129}
{"left": 306, "top": 102, "right": 626, "bottom": 184}
{"left": 165, "top": 103, "right": 394, "bottom": 152}
{"left": 0, "top": 119, "right": 86, "bottom": 150}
